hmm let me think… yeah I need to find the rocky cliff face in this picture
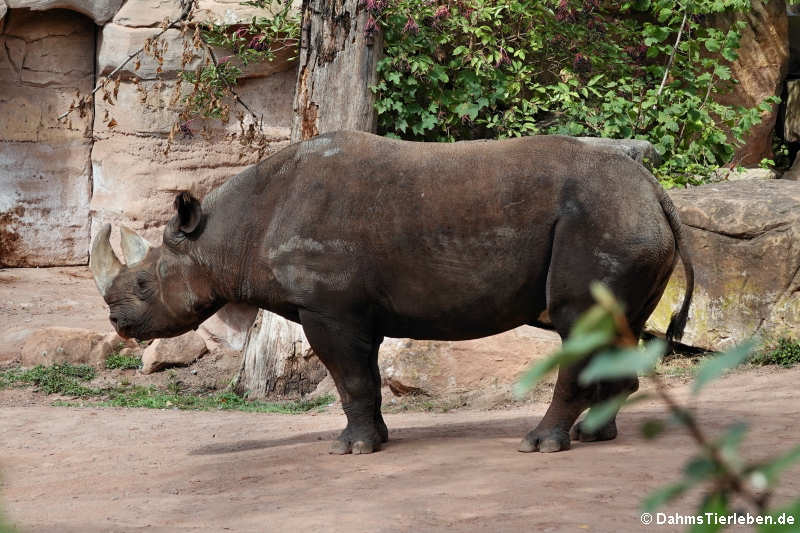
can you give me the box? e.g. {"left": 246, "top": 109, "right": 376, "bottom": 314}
{"left": 0, "top": 2, "right": 296, "bottom": 264}
{"left": 0, "top": 10, "right": 95, "bottom": 266}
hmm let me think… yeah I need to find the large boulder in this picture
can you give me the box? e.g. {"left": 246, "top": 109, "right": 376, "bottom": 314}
{"left": 197, "top": 303, "right": 258, "bottom": 352}
{"left": 21, "top": 328, "right": 130, "bottom": 367}
{"left": 378, "top": 327, "right": 561, "bottom": 397}
{"left": 648, "top": 180, "right": 800, "bottom": 351}
{"left": 576, "top": 137, "right": 661, "bottom": 167}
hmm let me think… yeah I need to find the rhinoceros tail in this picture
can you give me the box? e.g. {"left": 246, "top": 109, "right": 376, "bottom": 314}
{"left": 657, "top": 189, "right": 694, "bottom": 346}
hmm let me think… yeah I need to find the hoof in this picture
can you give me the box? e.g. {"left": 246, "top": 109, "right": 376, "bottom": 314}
{"left": 570, "top": 418, "right": 618, "bottom": 443}
{"left": 518, "top": 428, "right": 571, "bottom": 453}
{"left": 329, "top": 440, "right": 351, "bottom": 455}
{"left": 329, "top": 436, "right": 381, "bottom": 455}
{"left": 352, "top": 440, "right": 376, "bottom": 454}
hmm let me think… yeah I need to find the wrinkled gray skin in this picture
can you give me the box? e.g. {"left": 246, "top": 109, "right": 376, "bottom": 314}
{"left": 91, "top": 131, "right": 693, "bottom": 455}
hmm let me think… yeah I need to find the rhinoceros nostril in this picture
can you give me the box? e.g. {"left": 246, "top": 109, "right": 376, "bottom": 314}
{"left": 109, "top": 314, "right": 119, "bottom": 326}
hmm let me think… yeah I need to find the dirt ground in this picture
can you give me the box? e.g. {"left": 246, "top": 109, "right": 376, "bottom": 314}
{"left": 1, "top": 367, "right": 798, "bottom": 532}
{"left": 2, "top": 267, "right": 800, "bottom": 532}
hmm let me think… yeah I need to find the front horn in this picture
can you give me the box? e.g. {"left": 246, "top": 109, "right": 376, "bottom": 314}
{"left": 89, "top": 223, "right": 123, "bottom": 298}
{"left": 120, "top": 226, "right": 151, "bottom": 265}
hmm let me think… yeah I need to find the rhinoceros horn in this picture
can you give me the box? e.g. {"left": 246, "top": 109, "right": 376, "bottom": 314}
{"left": 89, "top": 223, "right": 123, "bottom": 297}
{"left": 120, "top": 225, "right": 151, "bottom": 265}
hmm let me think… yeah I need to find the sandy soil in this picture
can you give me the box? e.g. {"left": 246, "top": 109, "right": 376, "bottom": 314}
{"left": 2, "top": 366, "right": 800, "bottom": 533}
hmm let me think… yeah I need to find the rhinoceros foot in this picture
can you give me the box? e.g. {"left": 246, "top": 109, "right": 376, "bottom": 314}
{"left": 329, "top": 423, "right": 386, "bottom": 455}
{"left": 518, "top": 427, "right": 571, "bottom": 453}
{"left": 570, "top": 418, "right": 618, "bottom": 443}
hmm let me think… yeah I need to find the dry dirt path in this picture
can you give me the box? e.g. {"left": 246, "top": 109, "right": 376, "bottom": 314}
{"left": 2, "top": 366, "right": 800, "bottom": 533}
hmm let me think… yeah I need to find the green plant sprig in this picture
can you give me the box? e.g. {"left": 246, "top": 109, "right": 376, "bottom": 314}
{"left": 515, "top": 282, "right": 800, "bottom": 529}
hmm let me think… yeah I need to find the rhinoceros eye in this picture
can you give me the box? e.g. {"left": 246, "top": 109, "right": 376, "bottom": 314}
{"left": 135, "top": 272, "right": 156, "bottom": 300}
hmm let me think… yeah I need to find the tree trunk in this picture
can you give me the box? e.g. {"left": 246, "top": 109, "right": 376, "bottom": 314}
{"left": 233, "top": 0, "right": 382, "bottom": 399}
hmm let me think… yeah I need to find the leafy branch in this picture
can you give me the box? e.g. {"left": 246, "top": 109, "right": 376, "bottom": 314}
{"left": 57, "top": 0, "right": 194, "bottom": 123}
{"left": 516, "top": 283, "right": 800, "bottom": 529}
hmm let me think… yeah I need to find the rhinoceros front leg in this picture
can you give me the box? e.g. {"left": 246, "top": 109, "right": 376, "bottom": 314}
{"left": 300, "top": 310, "right": 387, "bottom": 455}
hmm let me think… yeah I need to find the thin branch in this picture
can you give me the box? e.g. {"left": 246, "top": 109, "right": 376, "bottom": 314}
{"left": 656, "top": 9, "right": 688, "bottom": 100}
{"left": 198, "top": 41, "right": 264, "bottom": 131}
{"left": 651, "top": 373, "right": 771, "bottom": 513}
{"left": 58, "top": 2, "right": 194, "bottom": 121}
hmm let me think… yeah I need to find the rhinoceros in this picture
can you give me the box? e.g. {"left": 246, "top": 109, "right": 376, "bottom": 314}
{"left": 90, "top": 131, "right": 693, "bottom": 454}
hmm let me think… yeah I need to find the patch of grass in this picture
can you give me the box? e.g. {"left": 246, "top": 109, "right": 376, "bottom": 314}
{"left": 105, "top": 347, "right": 142, "bottom": 370}
{"left": 2, "top": 362, "right": 334, "bottom": 414}
{"left": 752, "top": 338, "right": 800, "bottom": 367}
{"left": 57, "top": 385, "right": 335, "bottom": 414}
{"left": 0, "top": 363, "right": 97, "bottom": 396}
{"left": 0, "top": 511, "right": 16, "bottom": 533}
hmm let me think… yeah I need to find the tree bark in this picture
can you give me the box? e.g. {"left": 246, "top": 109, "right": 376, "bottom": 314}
{"left": 233, "top": 0, "right": 382, "bottom": 399}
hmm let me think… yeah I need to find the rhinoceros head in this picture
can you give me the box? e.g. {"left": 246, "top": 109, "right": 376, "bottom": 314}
{"left": 90, "top": 193, "right": 222, "bottom": 340}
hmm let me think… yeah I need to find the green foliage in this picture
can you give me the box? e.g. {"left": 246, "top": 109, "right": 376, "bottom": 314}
{"left": 104, "top": 346, "right": 143, "bottom": 370}
{"left": 374, "top": 0, "right": 777, "bottom": 186}
{"left": 0, "top": 363, "right": 97, "bottom": 397}
{"left": 751, "top": 338, "right": 800, "bottom": 368}
{"left": 690, "top": 339, "right": 754, "bottom": 393}
{"left": 176, "top": 0, "right": 299, "bottom": 140}
{"left": 515, "top": 284, "right": 800, "bottom": 527}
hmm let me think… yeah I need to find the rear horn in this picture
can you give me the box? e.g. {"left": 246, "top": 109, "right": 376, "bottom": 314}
{"left": 89, "top": 224, "right": 123, "bottom": 298}
{"left": 120, "top": 225, "right": 151, "bottom": 265}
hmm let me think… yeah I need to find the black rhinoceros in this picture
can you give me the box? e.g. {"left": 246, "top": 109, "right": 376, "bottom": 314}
{"left": 90, "top": 131, "right": 693, "bottom": 454}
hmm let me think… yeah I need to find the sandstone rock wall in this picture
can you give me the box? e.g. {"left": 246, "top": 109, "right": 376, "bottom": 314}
{"left": 0, "top": 9, "right": 95, "bottom": 266}
{"left": 0, "top": 2, "right": 296, "bottom": 265}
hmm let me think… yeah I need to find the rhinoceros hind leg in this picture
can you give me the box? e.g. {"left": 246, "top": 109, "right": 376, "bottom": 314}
{"left": 570, "top": 418, "right": 618, "bottom": 442}
{"left": 569, "top": 375, "right": 639, "bottom": 442}
{"left": 300, "top": 310, "right": 385, "bottom": 455}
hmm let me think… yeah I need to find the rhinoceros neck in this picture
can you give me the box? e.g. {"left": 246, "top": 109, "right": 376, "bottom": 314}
{"left": 191, "top": 154, "right": 292, "bottom": 309}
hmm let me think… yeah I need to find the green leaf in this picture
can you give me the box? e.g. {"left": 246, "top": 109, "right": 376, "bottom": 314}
{"left": 590, "top": 282, "right": 625, "bottom": 316}
{"left": 690, "top": 492, "right": 728, "bottom": 533}
{"left": 641, "top": 418, "right": 665, "bottom": 439}
{"left": 513, "top": 329, "right": 613, "bottom": 397}
{"left": 587, "top": 74, "right": 604, "bottom": 87}
{"left": 757, "top": 499, "right": 800, "bottom": 532}
{"left": 692, "top": 340, "right": 756, "bottom": 395}
{"left": 754, "top": 444, "right": 800, "bottom": 487}
{"left": 704, "top": 38, "right": 721, "bottom": 53}
{"left": 570, "top": 305, "right": 615, "bottom": 338}
{"left": 581, "top": 394, "right": 627, "bottom": 433}
{"left": 716, "top": 422, "right": 748, "bottom": 461}
{"left": 579, "top": 339, "right": 665, "bottom": 385}
{"left": 454, "top": 102, "right": 481, "bottom": 120}
{"left": 683, "top": 455, "right": 718, "bottom": 482}
{"left": 642, "top": 481, "right": 691, "bottom": 512}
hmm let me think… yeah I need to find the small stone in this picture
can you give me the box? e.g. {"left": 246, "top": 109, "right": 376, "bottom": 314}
{"left": 141, "top": 331, "right": 208, "bottom": 374}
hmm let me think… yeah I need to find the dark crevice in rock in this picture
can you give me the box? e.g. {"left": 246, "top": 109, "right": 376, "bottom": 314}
{"left": 683, "top": 220, "right": 793, "bottom": 240}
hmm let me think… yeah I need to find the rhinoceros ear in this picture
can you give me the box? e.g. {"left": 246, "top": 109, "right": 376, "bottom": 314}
{"left": 174, "top": 192, "right": 202, "bottom": 235}
{"left": 119, "top": 226, "right": 151, "bottom": 265}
